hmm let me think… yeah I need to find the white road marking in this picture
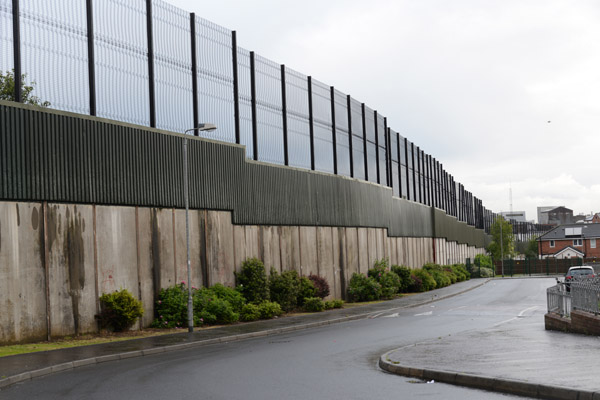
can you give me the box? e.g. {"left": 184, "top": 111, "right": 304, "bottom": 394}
{"left": 414, "top": 311, "right": 433, "bottom": 316}
{"left": 382, "top": 313, "right": 399, "bottom": 318}
{"left": 494, "top": 306, "right": 540, "bottom": 326}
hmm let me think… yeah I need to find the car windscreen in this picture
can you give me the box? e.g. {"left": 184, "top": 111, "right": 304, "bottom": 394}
{"left": 570, "top": 269, "right": 593, "bottom": 276}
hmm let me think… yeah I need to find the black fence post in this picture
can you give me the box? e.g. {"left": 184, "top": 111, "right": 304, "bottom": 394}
{"left": 396, "top": 131, "right": 403, "bottom": 198}
{"left": 231, "top": 31, "right": 240, "bottom": 144}
{"left": 86, "top": 0, "right": 96, "bottom": 116}
{"left": 404, "top": 138, "right": 410, "bottom": 200}
{"left": 347, "top": 95, "right": 354, "bottom": 178}
{"left": 411, "top": 143, "right": 417, "bottom": 202}
{"left": 250, "top": 51, "right": 258, "bottom": 160}
{"left": 190, "top": 13, "right": 199, "bottom": 129}
{"left": 146, "top": 0, "right": 156, "bottom": 128}
{"left": 308, "top": 76, "right": 315, "bottom": 170}
{"left": 374, "top": 110, "right": 380, "bottom": 184}
{"left": 330, "top": 86, "right": 337, "bottom": 175}
{"left": 12, "top": 0, "right": 22, "bottom": 103}
{"left": 361, "top": 103, "right": 368, "bottom": 181}
{"left": 384, "top": 118, "right": 390, "bottom": 187}
{"left": 281, "top": 65, "right": 289, "bottom": 166}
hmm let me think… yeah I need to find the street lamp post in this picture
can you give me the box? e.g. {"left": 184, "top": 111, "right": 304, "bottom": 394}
{"left": 183, "top": 123, "right": 217, "bottom": 333}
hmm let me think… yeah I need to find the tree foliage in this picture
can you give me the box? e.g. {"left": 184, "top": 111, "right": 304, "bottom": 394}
{"left": 486, "top": 217, "right": 515, "bottom": 260}
{"left": 0, "top": 69, "right": 50, "bottom": 107}
{"left": 524, "top": 237, "right": 539, "bottom": 259}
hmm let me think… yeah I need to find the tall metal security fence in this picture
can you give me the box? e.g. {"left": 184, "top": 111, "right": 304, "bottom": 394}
{"left": 0, "top": 0, "right": 549, "bottom": 236}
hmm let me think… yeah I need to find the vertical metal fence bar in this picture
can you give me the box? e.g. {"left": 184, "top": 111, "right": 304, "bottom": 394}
{"left": 12, "top": 0, "right": 21, "bottom": 102}
{"left": 361, "top": 103, "right": 368, "bottom": 181}
{"left": 190, "top": 13, "right": 198, "bottom": 129}
{"left": 374, "top": 110, "right": 380, "bottom": 184}
{"left": 396, "top": 131, "right": 403, "bottom": 198}
{"left": 330, "top": 86, "right": 337, "bottom": 175}
{"left": 232, "top": 31, "right": 240, "bottom": 144}
{"left": 387, "top": 127, "right": 393, "bottom": 190}
{"left": 146, "top": 0, "right": 156, "bottom": 128}
{"left": 281, "top": 64, "right": 289, "bottom": 166}
{"left": 307, "top": 76, "right": 315, "bottom": 170}
{"left": 86, "top": 0, "right": 96, "bottom": 116}
{"left": 411, "top": 144, "right": 417, "bottom": 202}
{"left": 250, "top": 51, "right": 258, "bottom": 160}
{"left": 346, "top": 95, "right": 354, "bottom": 178}
{"left": 404, "top": 138, "right": 410, "bottom": 200}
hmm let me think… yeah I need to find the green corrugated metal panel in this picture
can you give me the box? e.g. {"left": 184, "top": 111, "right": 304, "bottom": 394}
{"left": 0, "top": 101, "right": 487, "bottom": 247}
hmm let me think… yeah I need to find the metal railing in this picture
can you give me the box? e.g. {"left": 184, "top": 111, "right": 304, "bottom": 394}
{"left": 547, "top": 284, "right": 571, "bottom": 317}
{"left": 547, "top": 278, "right": 600, "bottom": 317}
{"left": 571, "top": 279, "right": 600, "bottom": 315}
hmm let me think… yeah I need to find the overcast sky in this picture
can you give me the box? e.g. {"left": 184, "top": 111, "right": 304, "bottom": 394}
{"left": 167, "top": 0, "right": 600, "bottom": 222}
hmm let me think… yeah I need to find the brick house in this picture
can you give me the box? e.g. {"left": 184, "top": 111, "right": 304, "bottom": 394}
{"left": 538, "top": 224, "right": 600, "bottom": 259}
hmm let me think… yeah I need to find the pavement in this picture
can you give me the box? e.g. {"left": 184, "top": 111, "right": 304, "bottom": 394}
{"left": 2, "top": 276, "right": 598, "bottom": 400}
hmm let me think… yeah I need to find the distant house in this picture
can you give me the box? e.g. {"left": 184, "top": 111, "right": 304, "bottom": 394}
{"left": 592, "top": 213, "right": 600, "bottom": 224}
{"left": 537, "top": 206, "right": 574, "bottom": 226}
{"left": 538, "top": 224, "right": 600, "bottom": 259}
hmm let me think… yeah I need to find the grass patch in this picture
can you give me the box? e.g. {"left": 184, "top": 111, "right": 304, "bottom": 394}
{"left": 0, "top": 329, "right": 183, "bottom": 358}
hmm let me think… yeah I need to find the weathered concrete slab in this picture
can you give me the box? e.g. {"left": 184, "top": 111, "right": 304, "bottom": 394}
{"left": 260, "top": 225, "right": 281, "bottom": 273}
{"left": 47, "top": 204, "right": 96, "bottom": 337}
{"left": 232, "top": 224, "right": 247, "bottom": 274}
{"left": 0, "top": 202, "right": 47, "bottom": 343}
{"left": 316, "top": 227, "right": 334, "bottom": 299}
{"left": 206, "top": 211, "right": 235, "bottom": 287}
{"left": 357, "top": 228, "right": 369, "bottom": 274}
{"left": 95, "top": 206, "right": 139, "bottom": 297}
{"left": 173, "top": 208, "right": 203, "bottom": 289}
{"left": 136, "top": 207, "right": 155, "bottom": 327}
{"left": 331, "top": 227, "right": 342, "bottom": 299}
{"left": 345, "top": 227, "right": 359, "bottom": 279}
{"left": 299, "top": 226, "right": 318, "bottom": 277}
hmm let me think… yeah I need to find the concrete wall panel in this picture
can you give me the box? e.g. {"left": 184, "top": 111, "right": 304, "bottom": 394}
{"left": 357, "top": 228, "right": 369, "bottom": 274}
{"left": 136, "top": 207, "right": 155, "bottom": 327}
{"left": 46, "top": 204, "right": 96, "bottom": 337}
{"left": 0, "top": 202, "right": 47, "bottom": 343}
{"left": 367, "top": 228, "right": 377, "bottom": 269}
{"left": 299, "top": 226, "right": 318, "bottom": 277}
{"left": 331, "top": 228, "right": 342, "bottom": 299}
{"left": 345, "top": 227, "right": 359, "bottom": 280}
{"left": 317, "top": 227, "right": 334, "bottom": 299}
{"left": 206, "top": 211, "right": 235, "bottom": 287}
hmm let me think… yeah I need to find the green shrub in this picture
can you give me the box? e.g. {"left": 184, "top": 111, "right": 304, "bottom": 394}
{"left": 152, "top": 284, "right": 188, "bottom": 328}
{"left": 391, "top": 265, "right": 413, "bottom": 292}
{"left": 479, "top": 267, "right": 495, "bottom": 277}
{"left": 97, "top": 289, "right": 144, "bottom": 332}
{"left": 324, "top": 299, "right": 344, "bottom": 309}
{"left": 308, "top": 274, "right": 330, "bottom": 299}
{"left": 348, "top": 273, "right": 382, "bottom": 302}
{"left": 450, "top": 264, "right": 470, "bottom": 281}
{"left": 240, "top": 303, "right": 261, "bottom": 322}
{"left": 408, "top": 274, "right": 424, "bottom": 292}
{"left": 303, "top": 297, "right": 325, "bottom": 312}
{"left": 423, "top": 263, "right": 451, "bottom": 288}
{"left": 298, "top": 276, "right": 317, "bottom": 306}
{"left": 474, "top": 254, "right": 492, "bottom": 269}
{"left": 269, "top": 269, "right": 301, "bottom": 312}
{"left": 368, "top": 258, "right": 389, "bottom": 279}
{"left": 412, "top": 269, "right": 436, "bottom": 291}
{"left": 379, "top": 271, "right": 401, "bottom": 298}
{"left": 236, "top": 258, "right": 269, "bottom": 304}
{"left": 258, "top": 301, "right": 283, "bottom": 319}
{"left": 209, "top": 283, "right": 246, "bottom": 312}
{"left": 198, "top": 297, "right": 239, "bottom": 325}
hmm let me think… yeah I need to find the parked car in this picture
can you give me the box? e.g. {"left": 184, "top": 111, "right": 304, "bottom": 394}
{"left": 564, "top": 266, "right": 596, "bottom": 291}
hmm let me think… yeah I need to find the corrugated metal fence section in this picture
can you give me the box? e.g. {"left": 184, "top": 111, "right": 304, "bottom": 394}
{"left": 0, "top": 101, "right": 486, "bottom": 247}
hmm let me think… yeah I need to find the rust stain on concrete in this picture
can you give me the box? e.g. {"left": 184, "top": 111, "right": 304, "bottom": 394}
{"left": 64, "top": 209, "right": 86, "bottom": 335}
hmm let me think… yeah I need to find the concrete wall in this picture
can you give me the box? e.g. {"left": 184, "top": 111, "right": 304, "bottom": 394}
{"left": 0, "top": 200, "right": 486, "bottom": 344}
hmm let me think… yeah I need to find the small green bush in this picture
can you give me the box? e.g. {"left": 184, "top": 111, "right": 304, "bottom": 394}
{"left": 269, "top": 269, "right": 301, "bottom": 312}
{"left": 298, "top": 276, "right": 317, "bottom": 306}
{"left": 199, "top": 297, "right": 239, "bottom": 325}
{"left": 303, "top": 297, "right": 325, "bottom": 312}
{"left": 474, "top": 254, "right": 492, "bottom": 269}
{"left": 450, "top": 264, "right": 470, "bottom": 281}
{"left": 379, "top": 271, "right": 401, "bottom": 298}
{"left": 97, "top": 289, "right": 144, "bottom": 332}
{"left": 391, "top": 265, "right": 413, "bottom": 292}
{"left": 152, "top": 284, "right": 188, "bottom": 328}
{"left": 479, "top": 267, "right": 495, "bottom": 277}
{"left": 236, "top": 258, "right": 269, "bottom": 304}
{"left": 240, "top": 303, "right": 261, "bottom": 322}
{"left": 258, "top": 301, "right": 283, "bottom": 319}
{"left": 324, "top": 299, "right": 344, "bottom": 309}
{"left": 423, "top": 264, "right": 451, "bottom": 289}
{"left": 408, "top": 274, "right": 423, "bottom": 292}
{"left": 412, "top": 269, "right": 436, "bottom": 291}
{"left": 348, "top": 273, "right": 382, "bottom": 302}
{"left": 209, "top": 283, "right": 246, "bottom": 312}
{"left": 368, "top": 258, "right": 389, "bottom": 280}
{"left": 308, "top": 274, "right": 330, "bottom": 299}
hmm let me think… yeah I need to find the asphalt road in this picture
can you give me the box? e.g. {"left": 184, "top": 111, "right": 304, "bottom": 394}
{"left": 2, "top": 278, "right": 553, "bottom": 400}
